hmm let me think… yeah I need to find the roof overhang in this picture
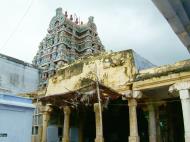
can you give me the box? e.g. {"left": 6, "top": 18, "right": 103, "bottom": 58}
{"left": 152, "top": 0, "right": 190, "bottom": 52}
{"left": 40, "top": 81, "right": 122, "bottom": 108}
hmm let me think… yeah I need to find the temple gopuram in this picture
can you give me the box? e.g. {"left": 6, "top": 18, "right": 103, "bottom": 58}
{"left": 33, "top": 8, "right": 104, "bottom": 88}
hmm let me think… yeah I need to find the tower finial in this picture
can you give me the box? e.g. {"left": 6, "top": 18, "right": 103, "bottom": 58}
{"left": 70, "top": 15, "right": 73, "bottom": 21}
{"left": 56, "top": 8, "right": 62, "bottom": 16}
{"left": 65, "top": 11, "right": 68, "bottom": 18}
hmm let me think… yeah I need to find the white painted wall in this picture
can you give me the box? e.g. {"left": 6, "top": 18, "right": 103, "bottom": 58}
{"left": 0, "top": 56, "right": 39, "bottom": 94}
{"left": 0, "top": 94, "right": 34, "bottom": 142}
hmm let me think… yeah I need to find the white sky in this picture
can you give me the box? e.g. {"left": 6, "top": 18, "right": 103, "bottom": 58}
{"left": 0, "top": 0, "right": 189, "bottom": 65}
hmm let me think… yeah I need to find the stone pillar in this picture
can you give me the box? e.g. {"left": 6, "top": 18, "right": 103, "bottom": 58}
{"left": 62, "top": 106, "right": 71, "bottom": 142}
{"left": 128, "top": 99, "right": 140, "bottom": 142}
{"left": 94, "top": 103, "right": 104, "bottom": 142}
{"left": 179, "top": 89, "right": 190, "bottom": 142}
{"left": 38, "top": 126, "right": 43, "bottom": 142}
{"left": 169, "top": 81, "right": 190, "bottom": 142}
{"left": 148, "top": 104, "right": 157, "bottom": 142}
{"left": 155, "top": 107, "right": 162, "bottom": 142}
{"left": 41, "top": 106, "right": 52, "bottom": 142}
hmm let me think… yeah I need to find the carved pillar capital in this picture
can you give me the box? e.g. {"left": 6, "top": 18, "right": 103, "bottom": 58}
{"left": 123, "top": 90, "right": 142, "bottom": 99}
{"left": 128, "top": 99, "right": 138, "bottom": 107}
{"left": 94, "top": 103, "right": 103, "bottom": 113}
{"left": 133, "top": 91, "right": 143, "bottom": 98}
{"left": 180, "top": 90, "right": 190, "bottom": 100}
{"left": 169, "top": 81, "right": 190, "bottom": 99}
{"left": 64, "top": 106, "right": 71, "bottom": 115}
{"left": 41, "top": 105, "right": 52, "bottom": 114}
{"left": 147, "top": 103, "right": 155, "bottom": 111}
{"left": 169, "top": 81, "right": 190, "bottom": 93}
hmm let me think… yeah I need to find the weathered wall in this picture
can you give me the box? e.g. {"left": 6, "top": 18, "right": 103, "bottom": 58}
{"left": 0, "top": 55, "right": 39, "bottom": 94}
{"left": 133, "top": 59, "right": 190, "bottom": 90}
{"left": 136, "top": 59, "right": 190, "bottom": 80}
{"left": 46, "top": 50, "right": 140, "bottom": 95}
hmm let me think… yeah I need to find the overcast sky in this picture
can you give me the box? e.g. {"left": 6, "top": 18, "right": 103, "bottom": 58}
{"left": 0, "top": 0, "right": 189, "bottom": 65}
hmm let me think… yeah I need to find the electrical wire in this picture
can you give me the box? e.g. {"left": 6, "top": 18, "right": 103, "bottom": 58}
{"left": 0, "top": 0, "right": 34, "bottom": 50}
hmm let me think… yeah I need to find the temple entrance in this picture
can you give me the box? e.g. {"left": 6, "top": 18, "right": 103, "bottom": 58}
{"left": 103, "top": 99, "right": 129, "bottom": 142}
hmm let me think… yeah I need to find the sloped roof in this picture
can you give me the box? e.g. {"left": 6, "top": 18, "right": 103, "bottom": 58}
{"left": 152, "top": 0, "right": 190, "bottom": 52}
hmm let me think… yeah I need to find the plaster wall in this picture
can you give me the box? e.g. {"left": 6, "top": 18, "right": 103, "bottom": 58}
{"left": 46, "top": 50, "right": 137, "bottom": 95}
{"left": 0, "top": 57, "right": 39, "bottom": 94}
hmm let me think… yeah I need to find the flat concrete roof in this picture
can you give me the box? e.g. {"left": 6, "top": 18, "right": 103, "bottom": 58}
{"left": 0, "top": 53, "right": 37, "bottom": 68}
{"left": 0, "top": 94, "right": 35, "bottom": 109}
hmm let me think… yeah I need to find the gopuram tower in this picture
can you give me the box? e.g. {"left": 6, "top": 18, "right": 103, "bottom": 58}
{"left": 33, "top": 8, "right": 105, "bottom": 88}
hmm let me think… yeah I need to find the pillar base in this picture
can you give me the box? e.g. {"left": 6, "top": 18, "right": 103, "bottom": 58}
{"left": 149, "top": 135, "right": 156, "bottom": 142}
{"left": 95, "top": 137, "right": 104, "bottom": 142}
{"left": 128, "top": 136, "right": 140, "bottom": 142}
{"left": 62, "top": 138, "right": 69, "bottom": 142}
